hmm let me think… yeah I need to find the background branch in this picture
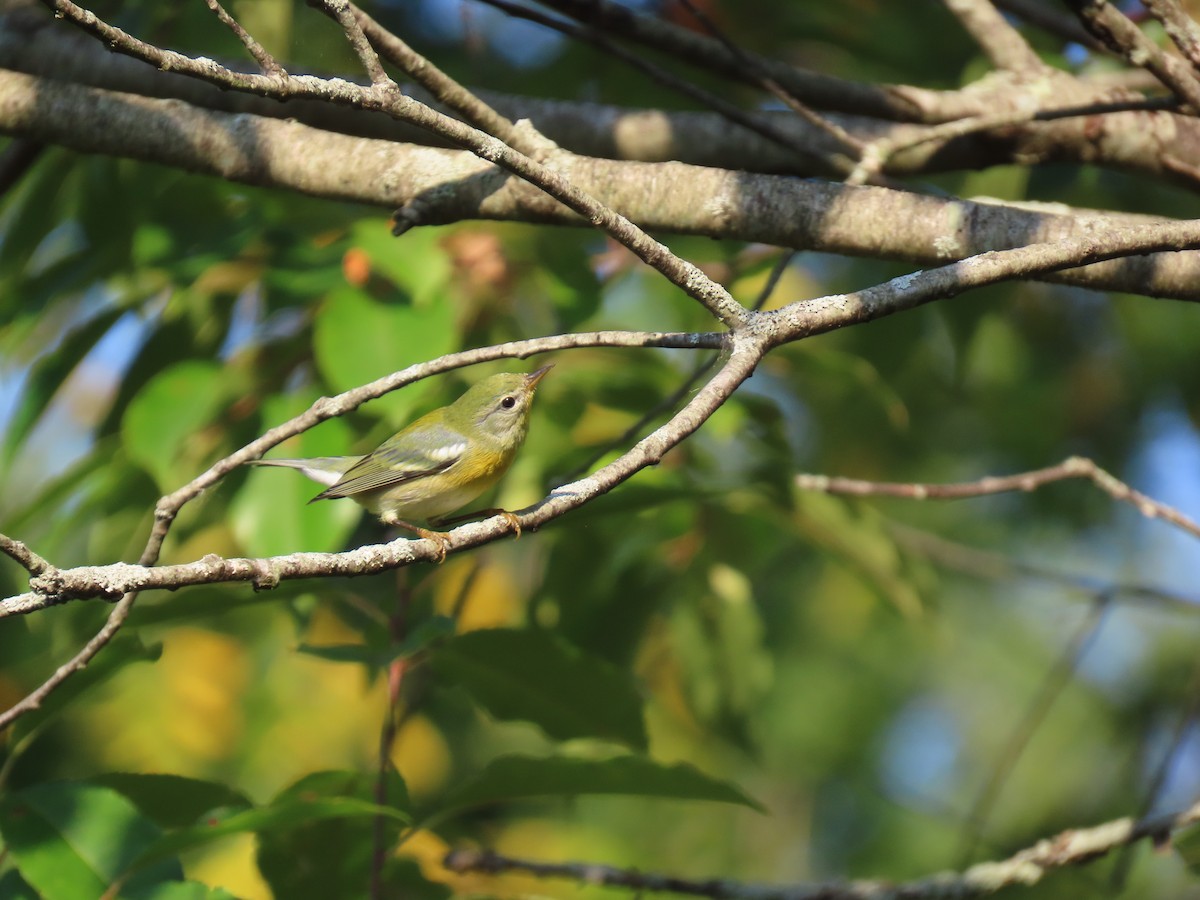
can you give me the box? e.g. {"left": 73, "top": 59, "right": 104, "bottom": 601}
{"left": 444, "top": 796, "right": 1200, "bottom": 899}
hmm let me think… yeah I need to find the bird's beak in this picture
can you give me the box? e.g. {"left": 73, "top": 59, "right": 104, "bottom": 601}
{"left": 525, "top": 364, "right": 553, "bottom": 391}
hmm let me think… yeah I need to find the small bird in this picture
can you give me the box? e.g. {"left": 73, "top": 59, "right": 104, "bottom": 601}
{"left": 249, "top": 366, "right": 552, "bottom": 558}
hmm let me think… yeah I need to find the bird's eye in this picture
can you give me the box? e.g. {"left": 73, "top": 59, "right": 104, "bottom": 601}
{"left": 500, "top": 396, "right": 516, "bottom": 409}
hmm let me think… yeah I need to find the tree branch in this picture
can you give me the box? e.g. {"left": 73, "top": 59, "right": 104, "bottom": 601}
{"left": 1066, "top": 0, "right": 1200, "bottom": 110}
{"left": 793, "top": 456, "right": 1200, "bottom": 542}
{"left": 6, "top": 66, "right": 1200, "bottom": 300}
{"left": 7, "top": 12, "right": 1200, "bottom": 185}
{"left": 943, "top": 0, "right": 1048, "bottom": 73}
{"left": 443, "top": 796, "right": 1200, "bottom": 898}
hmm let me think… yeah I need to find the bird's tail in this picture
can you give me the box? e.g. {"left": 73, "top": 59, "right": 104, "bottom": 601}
{"left": 247, "top": 456, "right": 363, "bottom": 489}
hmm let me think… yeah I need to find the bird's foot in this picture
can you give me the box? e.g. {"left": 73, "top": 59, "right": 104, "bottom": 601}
{"left": 434, "top": 508, "right": 522, "bottom": 539}
{"left": 384, "top": 516, "right": 452, "bottom": 564}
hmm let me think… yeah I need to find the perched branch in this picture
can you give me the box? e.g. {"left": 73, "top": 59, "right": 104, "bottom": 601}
{"left": 534, "top": 0, "right": 927, "bottom": 121}
{"left": 0, "top": 329, "right": 723, "bottom": 730}
{"left": 443, "top": 796, "right": 1200, "bottom": 898}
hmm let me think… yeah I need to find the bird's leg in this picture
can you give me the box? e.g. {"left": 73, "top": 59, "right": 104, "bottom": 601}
{"left": 433, "top": 508, "right": 522, "bottom": 539}
{"left": 383, "top": 515, "right": 452, "bottom": 564}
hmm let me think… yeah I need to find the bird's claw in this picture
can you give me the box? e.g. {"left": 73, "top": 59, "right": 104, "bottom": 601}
{"left": 497, "top": 511, "right": 522, "bottom": 539}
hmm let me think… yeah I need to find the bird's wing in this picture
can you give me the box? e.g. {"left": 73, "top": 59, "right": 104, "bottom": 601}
{"left": 312, "top": 423, "right": 468, "bottom": 500}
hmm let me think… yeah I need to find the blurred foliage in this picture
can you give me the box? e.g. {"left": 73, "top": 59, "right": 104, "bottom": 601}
{"left": 2, "top": 0, "right": 1200, "bottom": 898}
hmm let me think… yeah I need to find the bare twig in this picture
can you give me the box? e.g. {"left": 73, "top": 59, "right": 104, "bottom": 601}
{"left": 1111, "top": 653, "right": 1200, "bottom": 887}
{"left": 308, "top": 0, "right": 389, "bottom": 86}
{"left": 848, "top": 92, "right": 1180, "bottom": 184}
{"left": 201, "top": 0, "right": 285, "bottom": 76}
{"left": 532, "top": 0, "right": 926, "bottom": 121}
{"left": 0, "top": 533, "right": 52, "bottom": 575}
{"left": 444, "top": 796, "right": 1200, "bottom": 898}
{"left": 766, "top": 217, "right": 1200, "bottom": 340}
{"left": 890, "top": 524, "right": 1200, "bottom": 613}
{"left": 1065, "top": 0, "right": 1200, "bottom": 110}
{"left": 793, "top": 456, "right": 1200, "bottom": 543}
{"left": 942, "top": 0, "right": 1048, "bottom": 72}
{"left": 561, "top": 251, "right": 796, "bottom": 481}
{"left": 371, "top": 575, "right": 413, "bottom": 900}
{"left": 352, "top": 2, "right": 535, "bottom": 153}
{"left": 37, "top": 0, "right": 748, "bottom": 328}
{"left": 993, "top": 0, "right": 1104, "bottom": 52}
{"left": 672, "top": 0, "right": 865, "bottom": 165}
{"left": 473, "top": 0, "right": 843, "bottom": 175}
{"left": 1142, "top": 0, "right": 1200, "bottom": 73}
{"left": 958, "top": 595, "right": 1114, "bottom": 864}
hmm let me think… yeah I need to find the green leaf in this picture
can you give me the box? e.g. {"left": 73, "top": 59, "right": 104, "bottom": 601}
{"left": 121, "top": 360, "right": 231, "bottom": 490}
{"left": 313, "top": 284, "right": 456, "bottom": 424}
{"left": 437, "top": 754, "right": 765, "bottom": 816}
{"left": 257, "top": 769, "right": 411, "bottom": 900}
{"left": 2, "top": 307, "right": 125, "bottom": 462}
{"left": 349, "top": 221, "right": 451, "bottom": 304}
{"left": 1177, "top": 823, "right": 1200, "bottom": 874}
{"left": 129, "top": 797, "right": 409, "bottom": 872}
{"left": 125, "top": 883, "right": 240, "bottom": 900}
{"left": 0, "top": 869, "right": 38, "bottom": 900}
{"left": 129, "top": 770, "right": 411, "bottom": 876}
{"left": 298, "top": 615, "right": 454, "bottom": 667}
{"left": 432, "top": 628, "right": 648, "bottom": 749}
{"left": 93, "top": 773, "right": 252, "bottom": 829}
{"left": 0, "top": 782, "right": 182, "bottom": 900}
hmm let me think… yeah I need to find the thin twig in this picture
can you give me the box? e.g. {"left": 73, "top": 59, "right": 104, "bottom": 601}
{"left": 993, "top": 0, "right": 1105, "bottom": 52}
{"left": 532, "top": 0, "right": 925, "bottom": 121}
{"left": 562, "top": 251, "right": 795, "bottom": 481}
{"left": 473, "top": 0, "right": 843, "bottom": 175}
{"left": 1065, "top": 0, "right": 1200, "bottom": 111}
{"left": 38, "top": 0, "right": 748, "bottom": 327}
{"left": 1142, "top": 0, "right": 1200, "bottom": 74}
{"left": 1110, "top": 653, "right": 1200, "bottom": 888}
{"left": 370, "top": 574, "right": 413, "bottom": 900}
{"left": 673, "top": 0, "right": 865, "bottom": 164}
{"left": 794, "top": 456, "right": 1200, "bottom": 542}
{"left": 890, "top": 523, "right": 1200, "bottom": 613}
{"left": 0, "top": 533, "right": 52, "bottom": 575}
{"left": 201, "top": 0, "right": 285, "bottom": 75}
{"left": 351, "top": 2, "right": 534, "bottom": 153}
{"left": 942, "top": 0, "right": 1048, "bottom": 73}
{"left": 308, "top": 0, "right": 389, "bottom": 86}
{"left": 444, "top": 796, "right": 1200, "bottom": 898}
{"left": 958, "top": 594, "right": 1114, "bottom": 864}
{"left": 848, "top": 94, "right": 1180, "bottom": 184}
